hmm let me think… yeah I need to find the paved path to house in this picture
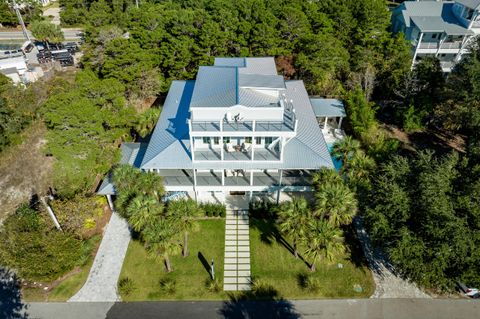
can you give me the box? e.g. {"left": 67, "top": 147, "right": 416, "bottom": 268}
{"left": 353, "top": 217, "right": 430, "bottom": 298}
{"left": 69, "top": 212, "right": 131, "bottom": 302}
{"left": 223, "top": 210, "right": 251, "bottom": 291}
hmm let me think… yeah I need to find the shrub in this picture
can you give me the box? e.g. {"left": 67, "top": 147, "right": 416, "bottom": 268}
{"left": 159, "top": 278, "right": 176, "bottom": 294}
{"left": 403, "top": 104, "right": 424, "bottom": 133}
{"left": 249, "top": 199, "right": 277, "bottom": 219}
{"left": 83, "top": 218, "right": 96, "bottom": 230}
{"left": 118, "top": 277, "right": 136, "bottom": 296}
{"left": 199, "top": 203, "right": 226, "bottom": 218}
{"left": 50, "top": 196, "right": 104, "bottom": 237}
{"left": 297, "top": 273, "right": 320, "bottom": 292}
{"left": 205, "top": 277, "right": 221, "bottom": 293}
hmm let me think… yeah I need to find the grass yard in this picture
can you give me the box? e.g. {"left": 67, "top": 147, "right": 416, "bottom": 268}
{"left": 119, "top": 219, "right": 227, "bottom": 300}
{"left": 249, "top": 218, "right": 375, "bottom": 299}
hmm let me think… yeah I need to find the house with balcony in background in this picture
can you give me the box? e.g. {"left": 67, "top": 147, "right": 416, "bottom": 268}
{"left": 98, "top": 57, "right": 348, "bottom": 204}
{"left": 392, "top": 0, "right": 480, "bottom": 72}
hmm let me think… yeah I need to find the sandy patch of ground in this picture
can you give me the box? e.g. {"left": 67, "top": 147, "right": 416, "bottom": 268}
{"left": 0, "top": 122, "right": 54, "bottom": 221}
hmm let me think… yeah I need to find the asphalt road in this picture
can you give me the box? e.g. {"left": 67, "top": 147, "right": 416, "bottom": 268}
{"left": 16, "top": 299, "right": 479, "bottom": 319}
{"left": 0, "top": 28, "right": 83, "bottom": 41}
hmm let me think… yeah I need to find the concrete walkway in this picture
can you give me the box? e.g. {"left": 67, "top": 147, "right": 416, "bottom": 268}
{"left": 353, "top": 217, "right": 430, "bottom": 298}
{"left": 69, "top": 212, "right": 131, "bottom": 302}
{"left": 223, "top": 210, "right": 251, "bottom": 291}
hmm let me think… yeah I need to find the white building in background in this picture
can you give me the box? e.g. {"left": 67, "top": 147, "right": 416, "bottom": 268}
{"left": 0, "top": 55, "right": 27, "bottom": 84}
{"left": 392, "top": 0, "right": 480, "bottom": 72}
{"left": 98, "top": 57, "right": 348, "bottom": 203}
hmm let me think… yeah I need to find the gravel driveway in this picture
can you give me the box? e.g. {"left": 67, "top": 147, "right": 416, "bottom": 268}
{"left": 353, "top": 217, "right": 430, "bottom": 298}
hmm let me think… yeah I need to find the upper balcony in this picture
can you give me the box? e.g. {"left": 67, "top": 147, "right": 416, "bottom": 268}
{"left": 189, "top": 111, "right": 297, "bottom": 136}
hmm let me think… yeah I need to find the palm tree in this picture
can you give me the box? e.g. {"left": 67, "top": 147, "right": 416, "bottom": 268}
{"left": 167, "top": 199, "right": 202, "bottom": 257}
{"left": 348, "top": 151, "right": 376, "bottom": 181}
{"left": 143, "top": 218, "right": 181, "bottom": 272}
{"left": 112, "top": 164, "right": 139, "bottom": 192}
{"left": 127, "top": 196, "right": 164, "bottom": 232}
{"left": 277, "top": 197, "right": 312, "bottom": 258}
{"left": 331, "top": 136, "right": 361, "bottom": 170}
{"left": 302, "top": 219, "right": 345, "bottom": 272}
{"left": 311, "top": 167, "right": 342, "bottom": 191}
{"left": 135, "top": 108, "right": 160, "bottom": 138}
{"left": 315, "top": 183, "right": 358, "bottom": 227}
{"left": 137, "top": 171, "right": 165, "bottom": 201}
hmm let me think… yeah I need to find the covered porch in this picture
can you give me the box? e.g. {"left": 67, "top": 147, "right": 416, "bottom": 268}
{"left": 310, "top": 98, "right": 346, "bottom": 144}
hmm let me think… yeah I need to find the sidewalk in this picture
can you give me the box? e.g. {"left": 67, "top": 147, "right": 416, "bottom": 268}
{"left": 68, "top": 212, "right": 131, "bottom": 302}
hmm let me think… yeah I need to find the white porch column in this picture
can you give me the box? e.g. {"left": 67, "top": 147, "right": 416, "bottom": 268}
{"left": 221, "top": 136, "right": 224, "bottom": 160}
{"left": 250, "top": 170, "right": 253, "bottom": 186}
{"left": 222, "top": 169, "right": 225, "bottom": 186}
{"left": 435, "top": 33, "right": 447, "bottom": 57}
{"left": 106, "top": 194, "right": 115, "bottom": 212}
{"left": 189, "top": 120, "right": 195, "bottom": 161}
{"left": 280, "top": 137, "right": 285, "bottom": 162}
{"left": 412, "top": 32, "right": 424, "bottom": 70}
{"left": 276, "top": 169, "right": 283, "bottom": 204}
{"left": 338, "top": 117, "right": 343, "bottom": 129}
{"left": 456, "top": 35, "right": 471, "bottom": 62}
{"left": 193, "top": 168, "right": 197, "bottom": 189}
{"left": 324, "top": 116, "right": 328, "bottom": 129}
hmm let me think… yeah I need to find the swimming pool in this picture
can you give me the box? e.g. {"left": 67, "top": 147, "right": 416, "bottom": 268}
{"left": 327, "top": 143, "right": 343, "bottom": 171}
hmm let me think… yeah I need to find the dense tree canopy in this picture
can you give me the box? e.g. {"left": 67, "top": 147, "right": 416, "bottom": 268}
{"left": 59, "top": 0, "right": 409, "bottom": 97}
{"left": 364, "top": 151, "right": 480, "bottom": 290}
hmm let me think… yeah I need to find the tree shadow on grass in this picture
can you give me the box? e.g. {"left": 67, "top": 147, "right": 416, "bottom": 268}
{"left": 0, "top": 268, "right": 29, "bottom": 319}
{"left": 219, "top": 280, "right": 300, "bottom": 319}
{"left": 250, "top": 218, "right": 310, "bottom": 269}
{"left": 343, "top": 224, "right": 369, "bottom": 269}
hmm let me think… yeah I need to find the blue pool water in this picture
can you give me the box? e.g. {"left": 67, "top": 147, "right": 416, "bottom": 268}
{"left": 327, "top": 143, "right": 343, "bottom": 171}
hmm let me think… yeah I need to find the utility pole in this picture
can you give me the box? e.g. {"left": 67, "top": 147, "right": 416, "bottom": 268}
{"left": 135, "top": 0, "right": 139, "bottom": 8}
{"left": 12, "top": 0, "right": 31, "bottom": 42}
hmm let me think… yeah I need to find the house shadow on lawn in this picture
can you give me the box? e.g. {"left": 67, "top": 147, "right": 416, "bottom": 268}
{"left": 0, "top": 268, "right": 29, "bottom": 319}
{"left": 219, "top": 281, "right": 300, "bottom": 319}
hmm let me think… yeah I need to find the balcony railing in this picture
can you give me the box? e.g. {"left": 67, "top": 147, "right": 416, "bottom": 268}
{"left": 416, "top": 41, "right": 463, "bottom": 50}
{"left": 440, "top": 41, "right": 462, "bottom": 50}
{"left": 190, "top": 111, "right": 296, "bottom": 133}
{"left": 417, "top": 42, "right": 439, "bottom": 49}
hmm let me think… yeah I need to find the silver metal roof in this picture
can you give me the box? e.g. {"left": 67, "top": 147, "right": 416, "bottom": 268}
{"left": 456, "top": 0, "right": 480, "bottom": 10}
{"left": 239, "top": 74, "right": 285, "bottom": 89}
{"left": 140, "top": 79, "right": 333, "bottom": 171}
{"left": 141, "top": 80, "right": 194, "bottom": 169}
{"left": 398, "top": 1, "right": 473, "bottom": 35}
{"left": 310, "top": 98, "right": 346, "bottom": 118}
{"left": 190, "top": 66, "right": 237, "bottom": 107}
{"left": 97, "top": 143, "right": 146, "bottom": 195}
{"left": 190, "top": 57, "right": 282, "bottom": 108}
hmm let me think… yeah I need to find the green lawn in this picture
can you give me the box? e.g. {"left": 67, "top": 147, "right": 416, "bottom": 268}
{"left": 119, "top": 219, "right": 227, "bottom": 300}
{"left": 249, "top": 218, "right": 375, "bottom": 299}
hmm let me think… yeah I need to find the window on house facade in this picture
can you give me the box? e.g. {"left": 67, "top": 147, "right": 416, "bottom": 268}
{"left": 224, "top": 137, "right": 230, "bottom": 143}
{"left": 432, "top": 33, "right": 437, "bottom": 39}
{"left": 203, "top": 137, "right": 211, "bottom": 144}
{"left": 255, "top": 137, "right": 262, "bottom": 145}
{"left": 213, "top": 137, "right": 219, "bottom": 145}
{"left": 265, "top": 137, "right": 273, "bottom": 145}
{"left": 245, "top": 137, "right": 252, "bottom": 144}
